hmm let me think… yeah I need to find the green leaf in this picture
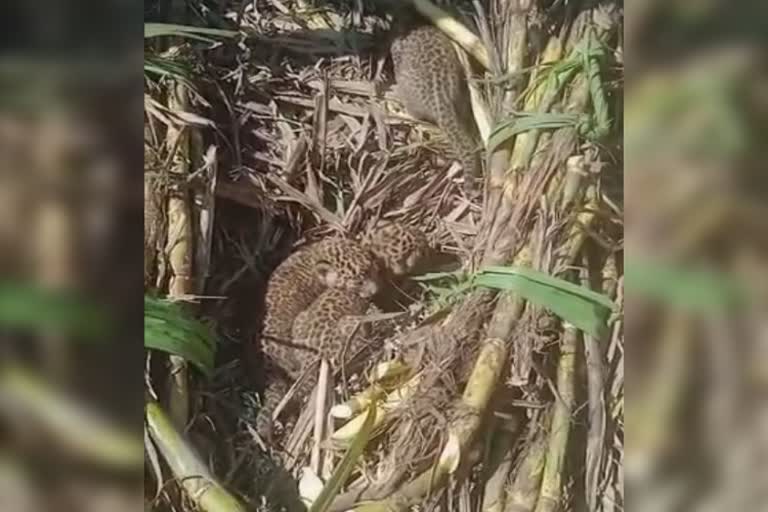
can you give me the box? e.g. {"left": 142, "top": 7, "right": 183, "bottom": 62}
{"left": 625, "top": 261, "right": 745, "bottom": 312}
{"left": 143, "top": 56, "right": 194, "bottom": 83}
{"left": 473, "top": 266, "right": 616, "bottom": 338}
{"left": 144, "top": 23, "right": 238, "bottom": 42}
{"left": 0, "top": 281, "right": 110, "bottom": 339}
{"left": 482, "top": 266, "right": 616, "bottom": 310}
{"left": 308, "top": 402, "right": 377, "bottom": 512}
{"left": 412, "top": 270, "right": 474, "bottom": 309}
{"left": 487, "top": 112, "right": 582, "bottom": 153}
{"left": 144, "top": 296, "right": 216, "bottom": 377}
{"left": 581, "top": 29, "right": 611, "bottom": 139}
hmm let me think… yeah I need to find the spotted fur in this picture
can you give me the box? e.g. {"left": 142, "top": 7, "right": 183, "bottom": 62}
{"left": 360, "top": 221, "right": 430, "bottom": 277}
{"left": 390, "top": 17, "right": 482, "bottom": 195}
{"left": 252, "top": 223, "right": 429, "bottom": 441}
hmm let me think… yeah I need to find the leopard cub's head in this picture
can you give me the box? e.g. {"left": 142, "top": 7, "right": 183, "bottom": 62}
{"left": 361, "top": 221, "right": 430, "bottom": 277}
{"left": 314, "top": 238, "right": 382, "bottom": 298}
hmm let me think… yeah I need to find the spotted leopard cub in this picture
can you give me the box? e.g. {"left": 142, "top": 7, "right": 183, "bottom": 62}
{"left": 285, "top": 287, "right": 374, "bottom": 408}
{"left": 360, "top": 221, "right": 430, "bottom": 277}
{"left": 256, "top": 288, "right": 374, "bottom": 442}
{"left": 390, "top": 14, "right": 483, "bottom": 196}
{"left": 253, "top": 223, "right": 429, "bottom": 441}
{"left": 276, "top": 224, "right": 431, "bottom": 419}
{"left": 261, "top": 236, "right": 381, "bottom": 347}
{"left": 253, "top": 236, "right": 381, "bottom": 440}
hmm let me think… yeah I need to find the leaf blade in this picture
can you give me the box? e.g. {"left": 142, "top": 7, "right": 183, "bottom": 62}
{"left": 474, "top": 267, "right": 614, "bottom": 338}
{"left": 143, "top": 296, "right": 216, "bottom": 377}
{"left": 144, "top": 23, "right": 238, "bottom": 41}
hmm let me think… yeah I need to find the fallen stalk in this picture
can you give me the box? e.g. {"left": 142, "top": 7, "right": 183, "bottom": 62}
{"left": 145, "top": 400, "right": 246, "bottom": 512}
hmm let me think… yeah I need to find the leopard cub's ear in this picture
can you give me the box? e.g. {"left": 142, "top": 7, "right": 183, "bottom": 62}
{"left": 316, "top": 261, "right": 339, "bottom": 287}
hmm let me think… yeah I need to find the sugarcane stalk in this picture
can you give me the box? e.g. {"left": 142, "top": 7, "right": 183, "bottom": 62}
{"left": 145, "top": 400, "right": 247, "bottom": 512}
{"left": 626, "top": 312, "right": 690, "bottom": 482}
{"left": 483, "top": 5, "right": 528, "bottom": 222}
{"left": 481, "top": 36, "right": 566, "bottom": 263}
{"left": 583, "top": 272, "right": 607, "bottom": 512}
{"left": 361, "top": 329, "right": 509, "bottom": 510}
{"left": 409, "top": 0, "right": 491, "bottom": 70}
{"left": 35, "top": 111, "right": 80, "bottom": 381}
{"left": 509, "top": 37, "right": 566, "bottom": 173}
{"left": 454, "top": 43, "right": 492, "bottom": 143}
{"left": 0, "top": 365, "right": 142, "bottom": 469}
{"left": 533, "top": 325, "right": 578, "bottom": 512}
{"left": 165, "top": 80, "right": 195, "bottom": 429}
{"left": 482, "top": 414, "right": 524, "bottom": 512}
{"left": 505, "top": 430, "right": 548, "bottom": 512}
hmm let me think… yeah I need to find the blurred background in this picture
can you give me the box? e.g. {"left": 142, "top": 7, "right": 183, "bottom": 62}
{"left": 625, "top": 0, "right": 768, "bottom": 511}
{"left": 0, "top": 1, "right": 144, "bottom": 511}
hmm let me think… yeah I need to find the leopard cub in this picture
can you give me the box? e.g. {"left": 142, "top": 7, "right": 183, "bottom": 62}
{"left": 252, "top": 222, "right": 429, "bottom": 441}
{"left": 360, "top": 220, "right": 430, "bottom": 277}
{"left": 390, "top": 14, "right": 483, "bottom": 196}
{"left": 261, "top": 236, "right": 381, "bottom": 347}
{"left": 258, "top": 287, "right": 372, "bottom": 439}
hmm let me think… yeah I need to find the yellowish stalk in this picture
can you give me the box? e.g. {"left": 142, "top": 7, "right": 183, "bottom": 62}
{"left": 35, "top": 112, "right": 79, "bottom": 379}
{"left": 165, "top": 81, "right": 195, "bottom": 299}
{"left": 360, "top": 331, "right": 508, "bottom": 510}
{"left": 332, "top": 360, "right": 415, "bottom": 419}
{"left": 453, "top": 44, "right": 492, "bottom": 144}
{"left": 505, "top": 430, "right": 548, "bottom": 512}
{"left": 484, "top": 9, "right": 527, "bottom": 212}
{"left": 482, "top": 35, "right": 565, "bottom": 261}
{"left": 146, "top": 400, "right": 246, "bottom": 512}
{"left": 410, "top": 0, "right": 491, "bottom": 70}
{"left": 533, "top": 326, "right": 578, "bottom": 512}
{"left": 626, "top": 312, "right": 690, "bottom": 481}
{"left": 370, "top": 359, "right": 413, "bottom": 383}
{"left": 481, "top": 415, "right": 523, "bottom": 512}
{"left": 331, "top": 373, "right": 422, "bottom": 446}
{"left": 510, "top": 36, "right": 564, "bottom": 173}
{"left": 331, "top": 384, "right": 386, "bottom": 420}
{"left": 165, "top": 80, "right": 195, "bottom": 429}
{"left": 0, "top": 365, "right": 142, "bottom": 469}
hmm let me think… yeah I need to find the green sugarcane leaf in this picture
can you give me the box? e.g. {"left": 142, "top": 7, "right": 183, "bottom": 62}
{"left": 474, "top": 266, "right": 615, "bottom": 338}
{"left": 625, "top": 261, "right": 745, "bottom": 311}
{"left": 0, "top": 281, "right": 110, "bottom": 339}
{"left": 144, "top": 296, "right": 216, "bottom": 377}
{"left": 144, "top": 23, "right": 237, "bottom": 42}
